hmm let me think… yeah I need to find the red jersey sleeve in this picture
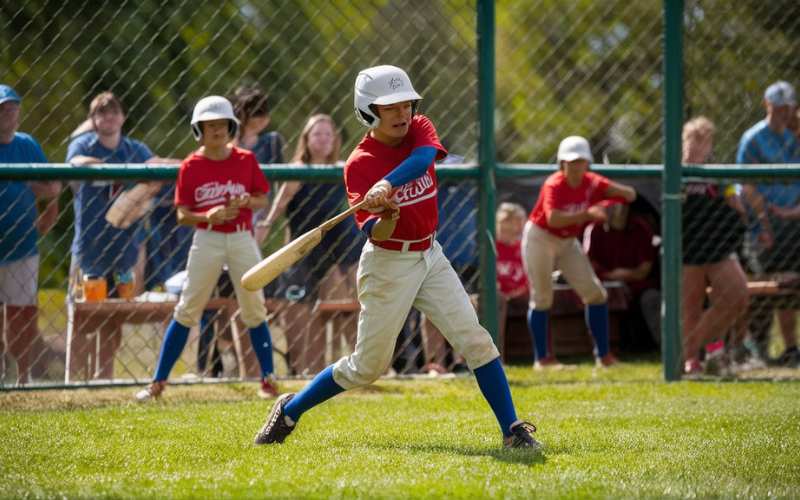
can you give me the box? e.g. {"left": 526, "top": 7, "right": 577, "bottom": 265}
{"left": 410, "top": 115, "right": 448, "bottom": 160}
{"left": 249, "top": 153, "right": 270, "bottom": 195}
{"left": 174, "top": 157, "right": 193, "bottom": 207}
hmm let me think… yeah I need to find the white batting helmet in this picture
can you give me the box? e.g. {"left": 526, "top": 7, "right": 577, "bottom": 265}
{"left": 354, "top": 65, "right": 422, "bottom": 128}
{"left": 190, "top": 95, "right": 239, "bottom": 141}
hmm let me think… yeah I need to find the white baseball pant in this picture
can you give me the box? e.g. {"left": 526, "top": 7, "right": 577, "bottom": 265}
{"left": 332, "top": 240, "right": 499, "bottom": 390}
{"left": 521, "top": 221, "right": 607, "bottom": 310}
{"left": 174, "top": 229, "right": 266, "bottom": 328}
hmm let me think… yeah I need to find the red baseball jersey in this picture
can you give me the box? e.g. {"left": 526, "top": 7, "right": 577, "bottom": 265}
{"left": 529, "top": 170, "right": 611, "bottom": 238}
{"left": 344, "top": 115, "right": 447, "bottom": 240}
{"left": 496, "top": 239, "right": 528, "bottom": 295}
{"left": 175, "top": 146, "right": 270, "bottom": 233}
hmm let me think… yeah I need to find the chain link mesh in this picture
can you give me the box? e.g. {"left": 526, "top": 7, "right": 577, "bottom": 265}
{"left": 1, "top": 1, "right": 480, "bottom": 386}
{"left": 3, "top": 1, "right": 800, "bottom": 387}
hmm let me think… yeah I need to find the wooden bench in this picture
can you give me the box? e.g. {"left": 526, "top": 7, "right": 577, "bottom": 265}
{"left": 500, "top": 282, "right": 629, "bottom": 364}
{"left": 312, "top": 298, "right": 360, "bottom": 367}
{"left": 65, "top": 297, "right": 241, "bottom": 383}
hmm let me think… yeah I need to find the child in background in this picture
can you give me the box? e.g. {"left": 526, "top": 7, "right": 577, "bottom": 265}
{"left": 521, "top": 136, "right": 636, "bottom": 369}
{"left": 496, "top": 202, "right": 529, "bottom": 299}
{"left": 496, "top": 202, "right": 529, "bottom": 349}
{"left": 136, "top": 95, "right": 278, "bottom": 401}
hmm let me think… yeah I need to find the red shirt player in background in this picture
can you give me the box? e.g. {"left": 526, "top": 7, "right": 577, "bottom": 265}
{"left": 136, "top": 96, "right": 278, "bottom": 401}
{"left": 255, "top": 65, "right": 541, "bottom": 451}
{"left": 522, "top": 136, "right": 636, "bottom": 369}
{"left": 495, "top": 202, "right": 529, "bottom": 348}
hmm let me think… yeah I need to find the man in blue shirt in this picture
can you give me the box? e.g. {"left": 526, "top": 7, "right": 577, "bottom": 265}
{"left": 0, "top": 84, "right": 61, "bottom": 384}
{"left": 736, "top": 80, "right": 800, "bottom": 367}
{"left": 67, "top": 91, "right": 156, "bottom": 379}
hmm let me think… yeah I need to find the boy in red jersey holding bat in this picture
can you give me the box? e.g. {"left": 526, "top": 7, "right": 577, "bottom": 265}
{"left": 254, "top": 66, "right": 540, "bottom": 451}
{"left": 136, "top": 96, "right": 278, "bottom": 401}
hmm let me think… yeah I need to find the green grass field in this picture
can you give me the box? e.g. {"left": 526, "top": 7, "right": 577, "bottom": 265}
{"left": 2, "top": 362, "right": 799, "bottom": 499}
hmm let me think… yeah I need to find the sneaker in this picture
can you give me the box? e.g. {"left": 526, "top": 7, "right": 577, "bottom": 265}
{"left": 258, "top": 375, "right": 280, "bottom": 399}
{"left": 595, "top": 353, "right": 618, "bottom": 368}
{"left": 254, "top": 393, "right": 296, "bottom": 445}
{"left": 684, "top": 358, "right": 702, "bottom": 376}
{"left": 736, "top": 354, "right": 767, "bottom": 372}
{"left": 423, "top": 362, "right": 448, "bottom": 375}
{"left": 533, "top": 355, "right": 564, "bottom": 371}
{"left": 135, "top": 381, "right": 165, "bottom": 402}
{"left": 503, "top": 420, "right": 542, "bottom": 451}
{"left": 777, "top": 347, "right": 800, "bottom": 368}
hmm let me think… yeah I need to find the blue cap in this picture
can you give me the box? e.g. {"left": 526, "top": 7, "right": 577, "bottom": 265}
{"left": 0, "top": 85, "right": 21, "bottom": 105}
{"left": 764, "top": 81, "right": 796, "bottom": 107}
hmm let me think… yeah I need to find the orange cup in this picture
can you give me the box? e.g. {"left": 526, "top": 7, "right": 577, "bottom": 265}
{"left": 116, "top": 282, "right": 135, "bottom": 300}
{"left": 83, "top": 277, "right": 108, "bottom": 302}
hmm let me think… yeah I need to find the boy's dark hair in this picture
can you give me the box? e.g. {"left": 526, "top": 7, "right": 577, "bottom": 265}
{"left": 232, "top": 86, "right": 270, "bottom": 129}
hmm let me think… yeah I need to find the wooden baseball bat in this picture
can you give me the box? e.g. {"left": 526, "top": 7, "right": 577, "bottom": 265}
{"left": 240, "top": 199, "right": 368, "bottom": 291}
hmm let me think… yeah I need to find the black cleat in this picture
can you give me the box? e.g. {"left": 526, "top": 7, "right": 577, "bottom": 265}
{"left": 503, "top": 421, "right": 542, "bottom": 451}
{"left": 254, "top": 393, "right": 296, "bottom": 445}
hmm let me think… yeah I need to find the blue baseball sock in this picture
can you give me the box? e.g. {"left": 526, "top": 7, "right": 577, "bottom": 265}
{"left": 284, "top": 365, "right": 345, "bottom": 423}
{"left": 248, "top": 322, "right": 274, "bottom": 378}
{"left": 586, "top": 303, "right": 610, "bottom": 358}
{"left": 527, "top": 308, "right": 550, "bottom": 360}
{"left": 474, "top": 357, "right": 518, "bottom": 437}
{"left": 154, "top": 320, "right": 191, "bottom": 381}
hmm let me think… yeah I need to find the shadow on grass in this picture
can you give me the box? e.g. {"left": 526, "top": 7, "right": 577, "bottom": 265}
{"left": 369, "top": 441, "right": 547, "bottom": 466}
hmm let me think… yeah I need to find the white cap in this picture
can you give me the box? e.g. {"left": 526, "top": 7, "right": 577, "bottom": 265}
{"left": 354, "top": 65, "right": 422, "bottom": 128}
{"left": 190, "top": 95, "right": 239, "bottom": 140}
{"left": 557, "top": 136, "right": 593, "bottom": 163}
{"left": 764, "top": 81, "right": 797, "bottom": 107}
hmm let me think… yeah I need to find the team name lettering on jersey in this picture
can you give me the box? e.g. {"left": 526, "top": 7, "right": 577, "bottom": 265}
{"left": 194, "top": 180, "right": 247, "bottom": 207}
{"left": 497, "top": 261, "right": 525, "bottom": 280}
{"left": 393, "top": 173, "right": 436, "bottom": 207}
{"left": 561, "top": 201, "right": 589, "bottom": 214}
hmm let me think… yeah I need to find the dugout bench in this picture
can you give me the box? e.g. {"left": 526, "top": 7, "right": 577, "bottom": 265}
{"left": 65, "top": 297, "right": 252, "bottom": 383}
{"left": 500, "top": 281, "right": 628, "bottom": 364}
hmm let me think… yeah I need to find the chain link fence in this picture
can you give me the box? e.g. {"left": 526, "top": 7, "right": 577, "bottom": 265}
{"left": 3, "top": 1, "right": 800, "bottom": 388}
{"left": 1, "top": 1, "right": 481, "bottom": 387}
{"left": 495, "top": 0, "right": 800, "bottom": 376}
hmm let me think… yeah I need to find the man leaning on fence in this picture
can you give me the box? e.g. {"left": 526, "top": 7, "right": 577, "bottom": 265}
{"left": 736, "top": 80, "right": 800, "bottom": 368}
{"left": 66, "top": 91, "right": 159, "bottom": 379}
{"left": 0, "top": 84, "right": 61, "bottom": 384}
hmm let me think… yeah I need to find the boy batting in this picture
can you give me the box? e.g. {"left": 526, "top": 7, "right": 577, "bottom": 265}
{"left": 136, "top": 96, "right": 279, "bottom": 400}
{"left": 254, "top": 65, "right": 540, "bottom": 450}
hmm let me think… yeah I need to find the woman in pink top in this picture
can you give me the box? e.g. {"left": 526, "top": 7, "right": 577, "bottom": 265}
{"left": 522, "top": 136, "right": 636, "bottom": 369}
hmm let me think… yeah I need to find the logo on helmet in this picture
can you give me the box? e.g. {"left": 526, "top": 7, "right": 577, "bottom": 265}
{"left": 388, "top": 77, "right": 403, "bottom": 90}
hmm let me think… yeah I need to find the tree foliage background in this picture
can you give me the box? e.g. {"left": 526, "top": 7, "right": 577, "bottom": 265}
{"left": 1, "top": 0, "right": 799, "bottom": 284}
{"left": 3, "top": 1, "right": 798, "bottom": 163}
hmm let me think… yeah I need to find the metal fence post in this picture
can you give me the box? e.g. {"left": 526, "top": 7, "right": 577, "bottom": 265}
{"left": 662, "top": 0, "right": 684, "bottom": 381}
{"left": 477, "top": 0, "right": 498, "bottom": 343}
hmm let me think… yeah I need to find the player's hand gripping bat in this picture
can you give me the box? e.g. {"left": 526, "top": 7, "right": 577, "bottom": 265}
{"left": 241, "top": 199, "right": 368, "bottom": 291}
